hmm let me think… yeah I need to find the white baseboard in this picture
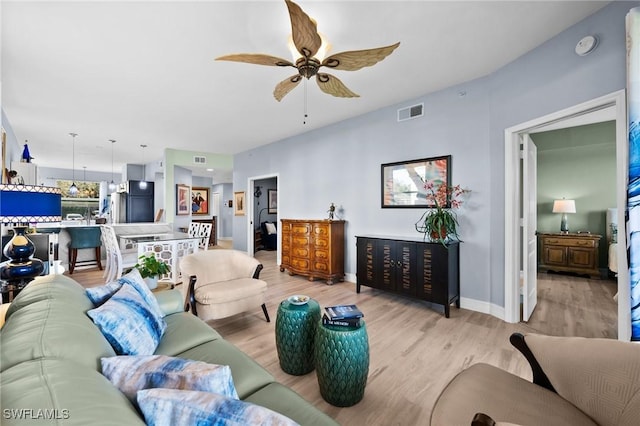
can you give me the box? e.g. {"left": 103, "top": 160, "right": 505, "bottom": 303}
{"left": 460, "top": 297, "right": 505, "bottom": 321}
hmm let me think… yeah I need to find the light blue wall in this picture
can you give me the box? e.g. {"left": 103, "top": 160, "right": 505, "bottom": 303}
{"left": 233, "top": 2, "right": 631, "bottom": 308}
{"left": 213, "top": 182, "right": 233, "bottom": 239}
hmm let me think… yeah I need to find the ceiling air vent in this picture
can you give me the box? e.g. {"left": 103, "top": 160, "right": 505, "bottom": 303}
{"left": 397, "top": 103, "right": 424, "bottom": 122}
{"left": 193, "top": 156, "right": 206, "bottom": 165}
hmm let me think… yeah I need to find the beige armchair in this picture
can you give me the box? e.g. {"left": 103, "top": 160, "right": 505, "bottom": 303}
{"left": 179, "top": 250, "right": 270, "bottom": 322}
{"left": 431, "top": 333, "right": 640, "bottom": 426}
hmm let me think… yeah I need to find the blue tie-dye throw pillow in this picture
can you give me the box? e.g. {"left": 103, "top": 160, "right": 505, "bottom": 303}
{"left": 137, "top": 388, "right": 299, "bottom": 426}
{"left": 87, "top": 284, "right": 166, "bottom": 355}
{"left": 86, "top": 279, "right": 122, "bottom": 306}
{"left": 101, "top": 355, "right": 238, "bottom": 403}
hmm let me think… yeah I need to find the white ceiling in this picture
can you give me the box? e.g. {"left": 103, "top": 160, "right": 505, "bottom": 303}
{"left": 1, "top": 1, "right": 609, "bottom": 183}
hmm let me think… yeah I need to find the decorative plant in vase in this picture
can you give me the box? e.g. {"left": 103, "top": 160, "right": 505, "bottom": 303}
{"left": 415, "top": 180, "right": 470, "bottom": 245}
{"left": 133, "top": 254, "right": 170, "bottom": 290}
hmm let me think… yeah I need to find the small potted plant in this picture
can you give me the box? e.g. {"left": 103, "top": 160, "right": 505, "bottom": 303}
{"left": 415, "top": 180, "right": 470, "bottom": 245}
{"left": 133, "top": 254, "right": 170, "bottom": 290}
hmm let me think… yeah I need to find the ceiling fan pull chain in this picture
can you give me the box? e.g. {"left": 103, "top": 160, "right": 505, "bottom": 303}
{"left": 303, "top": 78, "right": 308, "bottom": 125}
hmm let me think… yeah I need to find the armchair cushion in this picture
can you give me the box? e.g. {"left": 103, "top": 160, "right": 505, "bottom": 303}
{"left": 431, "top": 363, "right": 597, "bottom": 426}
{"left": 195, "top": 278, "right": 267, "bottom": 304}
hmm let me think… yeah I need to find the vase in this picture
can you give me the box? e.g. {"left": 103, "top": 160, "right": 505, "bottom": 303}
{"left": 0, "top": 226, "right": 45, "bottom": 284}
{"left": 51, "top": 260, "right": 65, "bottom": 275}
{"left": 144, "top": 276, "right": 158, "bottom": 290}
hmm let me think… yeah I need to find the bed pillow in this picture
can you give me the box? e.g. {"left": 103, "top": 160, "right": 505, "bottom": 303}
{"left": 137, "top": 389, "right": 299, "bottom": 426}
{"left": 265, "top": 222, "right": 277, "bottom": 235}
{"left": 87, "top": 284, "right": 166, "bottom": 355}
{"left": 101, "top": 355, "right": 238, "bottom": 402}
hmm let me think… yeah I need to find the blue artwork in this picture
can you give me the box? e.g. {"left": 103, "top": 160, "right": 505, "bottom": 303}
{"left": 628, "top": 7, "right": 640, "bottom": 339}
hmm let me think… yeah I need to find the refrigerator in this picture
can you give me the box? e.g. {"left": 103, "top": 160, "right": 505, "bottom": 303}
{"left": 110, "top": 181, "right": 155, "bottom": 223}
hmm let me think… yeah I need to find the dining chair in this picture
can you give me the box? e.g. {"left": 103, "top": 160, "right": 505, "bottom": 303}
{"left": 100, "top": 225, "right": 138, "bottom": 283}
{"left": 66, "top": 226, "right": 103, "bottom": 274}
{"left": 188, "top": 222, "right": 201, "bottom": 239}
{"left": 197, "top": 223, "right": 212, "bottom": 250}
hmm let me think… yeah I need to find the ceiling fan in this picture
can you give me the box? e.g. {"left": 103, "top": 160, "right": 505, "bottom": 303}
{"left": 216, "top": 0, "right": 400, "bottom": 101}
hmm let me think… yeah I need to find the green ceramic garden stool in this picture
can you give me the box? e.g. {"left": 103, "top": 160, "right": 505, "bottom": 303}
{"left": 275, "top": 298, "right": 321, "bottom": 375}
{"left": 315, "top": 320, "right": 369, "bottom": 407}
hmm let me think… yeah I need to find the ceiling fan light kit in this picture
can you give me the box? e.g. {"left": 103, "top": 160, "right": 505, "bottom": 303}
{"left": 216, "top": 0, "right": 400, "bottom": 102}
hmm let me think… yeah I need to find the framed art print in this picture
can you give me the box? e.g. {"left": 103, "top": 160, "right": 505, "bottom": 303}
{"left": 381, "top": 155, "right": 451, "bottom": 208}
{"left": 268, "top": 189, "right": 277, "bottom": 214}
{"left": 176, "top": 184, "right": 190, "bottom": 215}
{"left": 191, "top": 187, "right": 210, "bottom": 215}
{"left": 234, "top": 191, "right": 245, "bottom": 216}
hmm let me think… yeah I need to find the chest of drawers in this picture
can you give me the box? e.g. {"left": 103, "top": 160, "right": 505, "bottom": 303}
{"left": 538, "top": 233, "right": 601, "bottom": 279}
{"left": 280, "top": 219, "right": 345, "bottom": 284}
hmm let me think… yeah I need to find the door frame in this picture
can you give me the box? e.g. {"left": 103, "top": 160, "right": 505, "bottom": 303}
{"left": 504, "top": 90, "right": 629, "bottom": 340}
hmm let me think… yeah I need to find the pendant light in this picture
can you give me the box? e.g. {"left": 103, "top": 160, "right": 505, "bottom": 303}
{"left": 108, "top": 139, "right": 116, "bottom": 191}
{"left": 139, "top": 144, "right": 148, "bottom": 190}
{"left": 69, "top": 133, "right": 78, "bottom": 196}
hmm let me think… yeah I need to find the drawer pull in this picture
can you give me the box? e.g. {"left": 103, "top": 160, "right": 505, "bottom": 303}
{"left": 547, "top": 239, "right": 558, "bottom": 243}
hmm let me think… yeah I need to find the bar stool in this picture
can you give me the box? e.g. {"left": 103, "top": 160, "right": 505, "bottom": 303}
{"left": 67, "top": 226, "right": 103, "bottom": 274}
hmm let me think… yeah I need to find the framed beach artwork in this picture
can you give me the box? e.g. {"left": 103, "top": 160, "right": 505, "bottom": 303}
{"left": 381, "top": 155, "right": 451, "bottom": 208}
{"left": 176, "top": 184, "right": 190, "bottom": 216}
{"left": 191, "top": 187, "right": 210, "bottom": 216}
{"left": 234, "top": 191, "right": 245, "bottom": 216}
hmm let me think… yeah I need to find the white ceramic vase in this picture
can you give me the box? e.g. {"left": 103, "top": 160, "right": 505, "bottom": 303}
{"left": 51, "top": 260, "right": 65, "bottom": 275}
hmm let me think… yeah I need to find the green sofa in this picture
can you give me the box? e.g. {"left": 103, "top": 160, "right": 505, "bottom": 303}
{"left": 0, "top": 274, "right": 338, "bottom": 425}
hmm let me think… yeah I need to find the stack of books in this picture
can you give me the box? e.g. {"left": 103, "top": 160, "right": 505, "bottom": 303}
{"left": 322, "top": 304, "right": 364, "bottom": 329}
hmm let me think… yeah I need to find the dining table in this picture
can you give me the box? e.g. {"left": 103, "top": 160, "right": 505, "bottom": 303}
{"left": 118, "top": 232, "right": 199, "bottom": 285}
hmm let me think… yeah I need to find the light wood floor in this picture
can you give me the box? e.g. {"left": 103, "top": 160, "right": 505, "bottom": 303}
{"left": 68, "top": 250, "right": 618, "bottom": 425}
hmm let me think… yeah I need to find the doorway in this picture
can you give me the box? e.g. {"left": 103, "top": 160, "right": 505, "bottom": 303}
{"left": 247, "top": 174, "right": 279, "bottom": 260}
{"left": 504, "top": 90, "right": 629, "bottom": 340}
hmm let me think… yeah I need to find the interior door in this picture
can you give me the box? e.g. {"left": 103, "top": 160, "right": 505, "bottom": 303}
{"left": 522, "top": 134, "right": 538, "bottom": 320}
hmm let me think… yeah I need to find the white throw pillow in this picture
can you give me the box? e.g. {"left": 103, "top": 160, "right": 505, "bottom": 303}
{"left": 265, "top": 222, "right": 277, "bottom": 235}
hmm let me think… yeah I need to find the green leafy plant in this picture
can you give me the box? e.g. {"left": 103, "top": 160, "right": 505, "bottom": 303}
{"left": 134, "top": 254, "right": 170, "bottom": 278}
{"left": 415, "top": 180, "right": 470, "bottom": 245}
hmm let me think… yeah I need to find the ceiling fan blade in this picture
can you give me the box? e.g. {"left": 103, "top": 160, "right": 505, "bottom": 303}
{"left": 286, "top": 0, "right": 322, "bottom": 58}
{"left": 274, "top": 74, "right": 303, "bottom": 102}
{"left": 321, "top": 42, "right": 400, "bottom": 71}
{"left": 215, "top": 53, "right": 294, "bottom": 68}
{"left": 316, "top": 73, "right": 359, "bottom": 98}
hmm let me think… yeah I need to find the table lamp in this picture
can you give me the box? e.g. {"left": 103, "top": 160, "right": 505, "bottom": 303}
{"left": 552, "top": 199, "right": 576, "bottom": 233}
{"left": 0, "top": 184, "right": 62, "bottom": 288}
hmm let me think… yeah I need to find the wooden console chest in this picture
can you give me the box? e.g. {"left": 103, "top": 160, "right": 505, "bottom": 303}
{"left": 280, "top": 219, "right": 345, "bottom": 284}
{"left": 538, "top": 232, "right": 601, "bottom": 279}
{"left": 356, "top": 235, "right": 460, "bottom": 317}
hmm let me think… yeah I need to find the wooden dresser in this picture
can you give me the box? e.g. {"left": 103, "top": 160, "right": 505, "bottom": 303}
{"left": 538, "top": 232, "right": 601, "bottom": 279}
{"left": 280, "top": 219, "right": 345, "bottom": 284}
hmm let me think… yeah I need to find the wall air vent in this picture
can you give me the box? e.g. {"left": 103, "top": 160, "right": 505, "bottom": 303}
{"left": 397, "top": 103, "right": 424, "bottom": 122}
{"left": 194, "top": 156, "right": 207, "bottom": 165}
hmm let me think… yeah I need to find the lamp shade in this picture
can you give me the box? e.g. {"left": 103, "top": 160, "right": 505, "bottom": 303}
{"left": 0, "top": 184, "right": 62, "bottom": 224}
{"left": 552, "top": 199, "right": 576, "bottom": 214}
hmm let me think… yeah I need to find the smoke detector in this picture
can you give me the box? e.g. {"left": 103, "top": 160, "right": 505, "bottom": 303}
{"left": 575, "top": 35, "right": 598, "bottom": 56}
